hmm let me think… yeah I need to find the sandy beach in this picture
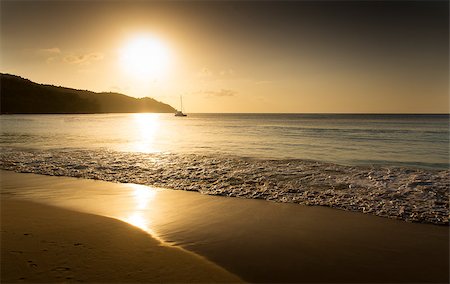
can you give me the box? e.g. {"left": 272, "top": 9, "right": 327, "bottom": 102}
{"left": 1, "top": 170, "right": 449, "bottom": 283}
{"left": 2, "top": 0, "right": 449, "bottom": 282}
{"left": 1, "top": 199, "right": 242, "bottom": 283}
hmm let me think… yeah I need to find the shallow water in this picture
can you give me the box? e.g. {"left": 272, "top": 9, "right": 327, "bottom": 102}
{"left": 1, "top": 113, "right": 449, "bottom": 224}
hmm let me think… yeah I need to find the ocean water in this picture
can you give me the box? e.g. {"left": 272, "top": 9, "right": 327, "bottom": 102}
{"left": 1, "top": 113, "right": 449, "bottom": 224}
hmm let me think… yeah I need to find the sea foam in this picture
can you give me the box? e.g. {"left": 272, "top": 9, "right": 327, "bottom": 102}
{"left": 1, "top": 148, "right": 448, "bottom": 225}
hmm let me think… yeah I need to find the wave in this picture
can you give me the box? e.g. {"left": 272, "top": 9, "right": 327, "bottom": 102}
{"left": 1, "top": 147, "right": 448, "bottom": 225}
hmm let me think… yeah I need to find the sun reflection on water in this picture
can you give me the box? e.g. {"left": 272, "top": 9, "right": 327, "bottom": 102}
{"left": 132, "top": 113, "right": 160, "bottom": 153}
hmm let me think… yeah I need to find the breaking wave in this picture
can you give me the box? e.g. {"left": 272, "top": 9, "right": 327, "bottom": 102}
{"left": 1, "top": 147, "right": 448, "bottom": 225}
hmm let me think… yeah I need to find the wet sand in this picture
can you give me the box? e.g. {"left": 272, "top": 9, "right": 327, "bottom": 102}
{"left": 1, "top": 199, "right": 242, "bottom": 283}
{"left": 1, "top": 170, "right": 449, "bottom": 283}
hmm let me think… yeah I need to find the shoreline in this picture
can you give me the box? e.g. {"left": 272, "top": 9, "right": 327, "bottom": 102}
{"left": 1, "top": 170, "right": 449, "bottom": 283}
{"left": 1, "top": 150, "right": 448, "bottom": 225}
{"left": 1, "top": 198, "right": 242, "bottom": 283}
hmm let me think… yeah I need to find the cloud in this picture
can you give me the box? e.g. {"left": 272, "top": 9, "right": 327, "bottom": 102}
{"left": 197, "top": 67, "right": 236, "bottom": 79}
{"left": 37, "top": 47, "right": 61, "bottom": 54}
{"left": 46, "top": 57, "right": 58, "bottom": 64}
{"left": 63, "top": 52, "right": 104, "bottom": 65}
{"left": 32, "top": 48, "right": 103, "bottom": 66}
{"left": 219, "top": 69, "right": 235, "bottom": 76}
{"left": 33, "top": 47, "right": 61, "bottom": 64}
{"left": 197, "top": 67, "right": 213, "bottom": 77}
{"left": 201, "top": 89, "right": 237, "bottom": 97}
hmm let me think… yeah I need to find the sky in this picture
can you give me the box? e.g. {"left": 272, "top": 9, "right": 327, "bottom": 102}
{"left": 1, "top": 0, "right": 448, "bottom": 113}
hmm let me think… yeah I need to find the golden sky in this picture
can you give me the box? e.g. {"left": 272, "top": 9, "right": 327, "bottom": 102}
{"left": 1, "top": 1, "right": 448, "bottom": 113}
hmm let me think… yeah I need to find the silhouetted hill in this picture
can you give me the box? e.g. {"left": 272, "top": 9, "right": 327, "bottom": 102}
{"left": 0, "top": 74, "right": 176, "bottom": 114}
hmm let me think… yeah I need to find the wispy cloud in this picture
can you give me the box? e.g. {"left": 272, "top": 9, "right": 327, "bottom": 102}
{"left": 200, "top": 89, "right": 237, "bottom": 97}
{"left": 34, "top": 47, "right": 61, "bottom": 64}
{"left": 37, "top": 47, "right": 61, "bottom": 54}
{"left": 219, "top": 69, "right": 235, "bottom": 76}
{"left": 197, "top": 67, "right": 236, "bottom": 79}
{"left": 32, "top": 48, "right": 104, "bottom": 66}
{"left": 197, "top": 67, "right": 213, "bottom": 77}
{"left": 63, "top": 52, "right": 104, "bottom": 65}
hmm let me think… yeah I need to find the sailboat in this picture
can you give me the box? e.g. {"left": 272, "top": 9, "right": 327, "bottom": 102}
{"left": 174, "top": 95, "right": 187, "bottom": 117}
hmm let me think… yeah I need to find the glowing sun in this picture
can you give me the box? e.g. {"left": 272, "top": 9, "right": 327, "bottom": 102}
{"left": 120, "top": 36, "right": 171, "bottom": 79}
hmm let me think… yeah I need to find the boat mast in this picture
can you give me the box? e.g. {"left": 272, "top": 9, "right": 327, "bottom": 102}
{"left": 180, "top": 95, "right": 183, "bottom": 112}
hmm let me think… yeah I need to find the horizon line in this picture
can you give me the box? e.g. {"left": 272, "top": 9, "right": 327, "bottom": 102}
{"left": 1, "top": 112, "right": 449, "bottom": 115}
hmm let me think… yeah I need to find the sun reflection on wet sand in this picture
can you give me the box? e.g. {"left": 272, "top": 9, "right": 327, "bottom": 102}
{"left": 1, "top": 171, "right": 164, "bottom": 239}
{"left": 125, "top": 212, "right": 150, "bottom": 231}
{"left": 132, "top": 113, "right": 160, "bottom": 153}
{"left": 131, "top": 183, "right": 157, "bottom": 209}
{"left": 123, "top": 184, "right": 158, "bottom": 235}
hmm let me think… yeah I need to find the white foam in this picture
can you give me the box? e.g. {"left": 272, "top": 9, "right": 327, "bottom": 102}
{"left": 1, "top": 148, "right": 448, "bottom": 225}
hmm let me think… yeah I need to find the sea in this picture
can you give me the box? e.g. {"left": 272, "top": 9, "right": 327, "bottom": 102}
{"left": 1, "top": 113, "right": 449, "bottom": 224}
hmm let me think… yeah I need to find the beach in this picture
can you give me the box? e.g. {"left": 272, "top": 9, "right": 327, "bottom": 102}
{"left": 1, "top": 114, "right": 448, "bottom": 226}
{"left": 2, "top": 0, "right": 449, "bottom": 282}
{"left": 1, "top": 198, "right": 242, "bottom": 283}
{"left": 1, "top": 170, "right": 448, "bottom": 283}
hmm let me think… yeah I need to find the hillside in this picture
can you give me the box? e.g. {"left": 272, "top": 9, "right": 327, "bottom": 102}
{"left": 0, "top": 74, "right": 176, "bottom": 114}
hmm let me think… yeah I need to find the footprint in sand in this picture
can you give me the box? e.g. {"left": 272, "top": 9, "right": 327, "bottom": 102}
{"left": 27, "top": 260, "right": 37, "bottom": 268}
{"left": 52, "top": 266, "right": 71, "bottom": 272}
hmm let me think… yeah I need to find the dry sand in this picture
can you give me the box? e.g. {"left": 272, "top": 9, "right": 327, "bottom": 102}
{"left": 0, "top": 199, "right": 242, "bottom": 283}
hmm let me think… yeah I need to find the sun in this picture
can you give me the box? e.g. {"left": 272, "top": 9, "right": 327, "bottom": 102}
{"left": 120, "top": 36, "right": 171, "bottom": 79}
